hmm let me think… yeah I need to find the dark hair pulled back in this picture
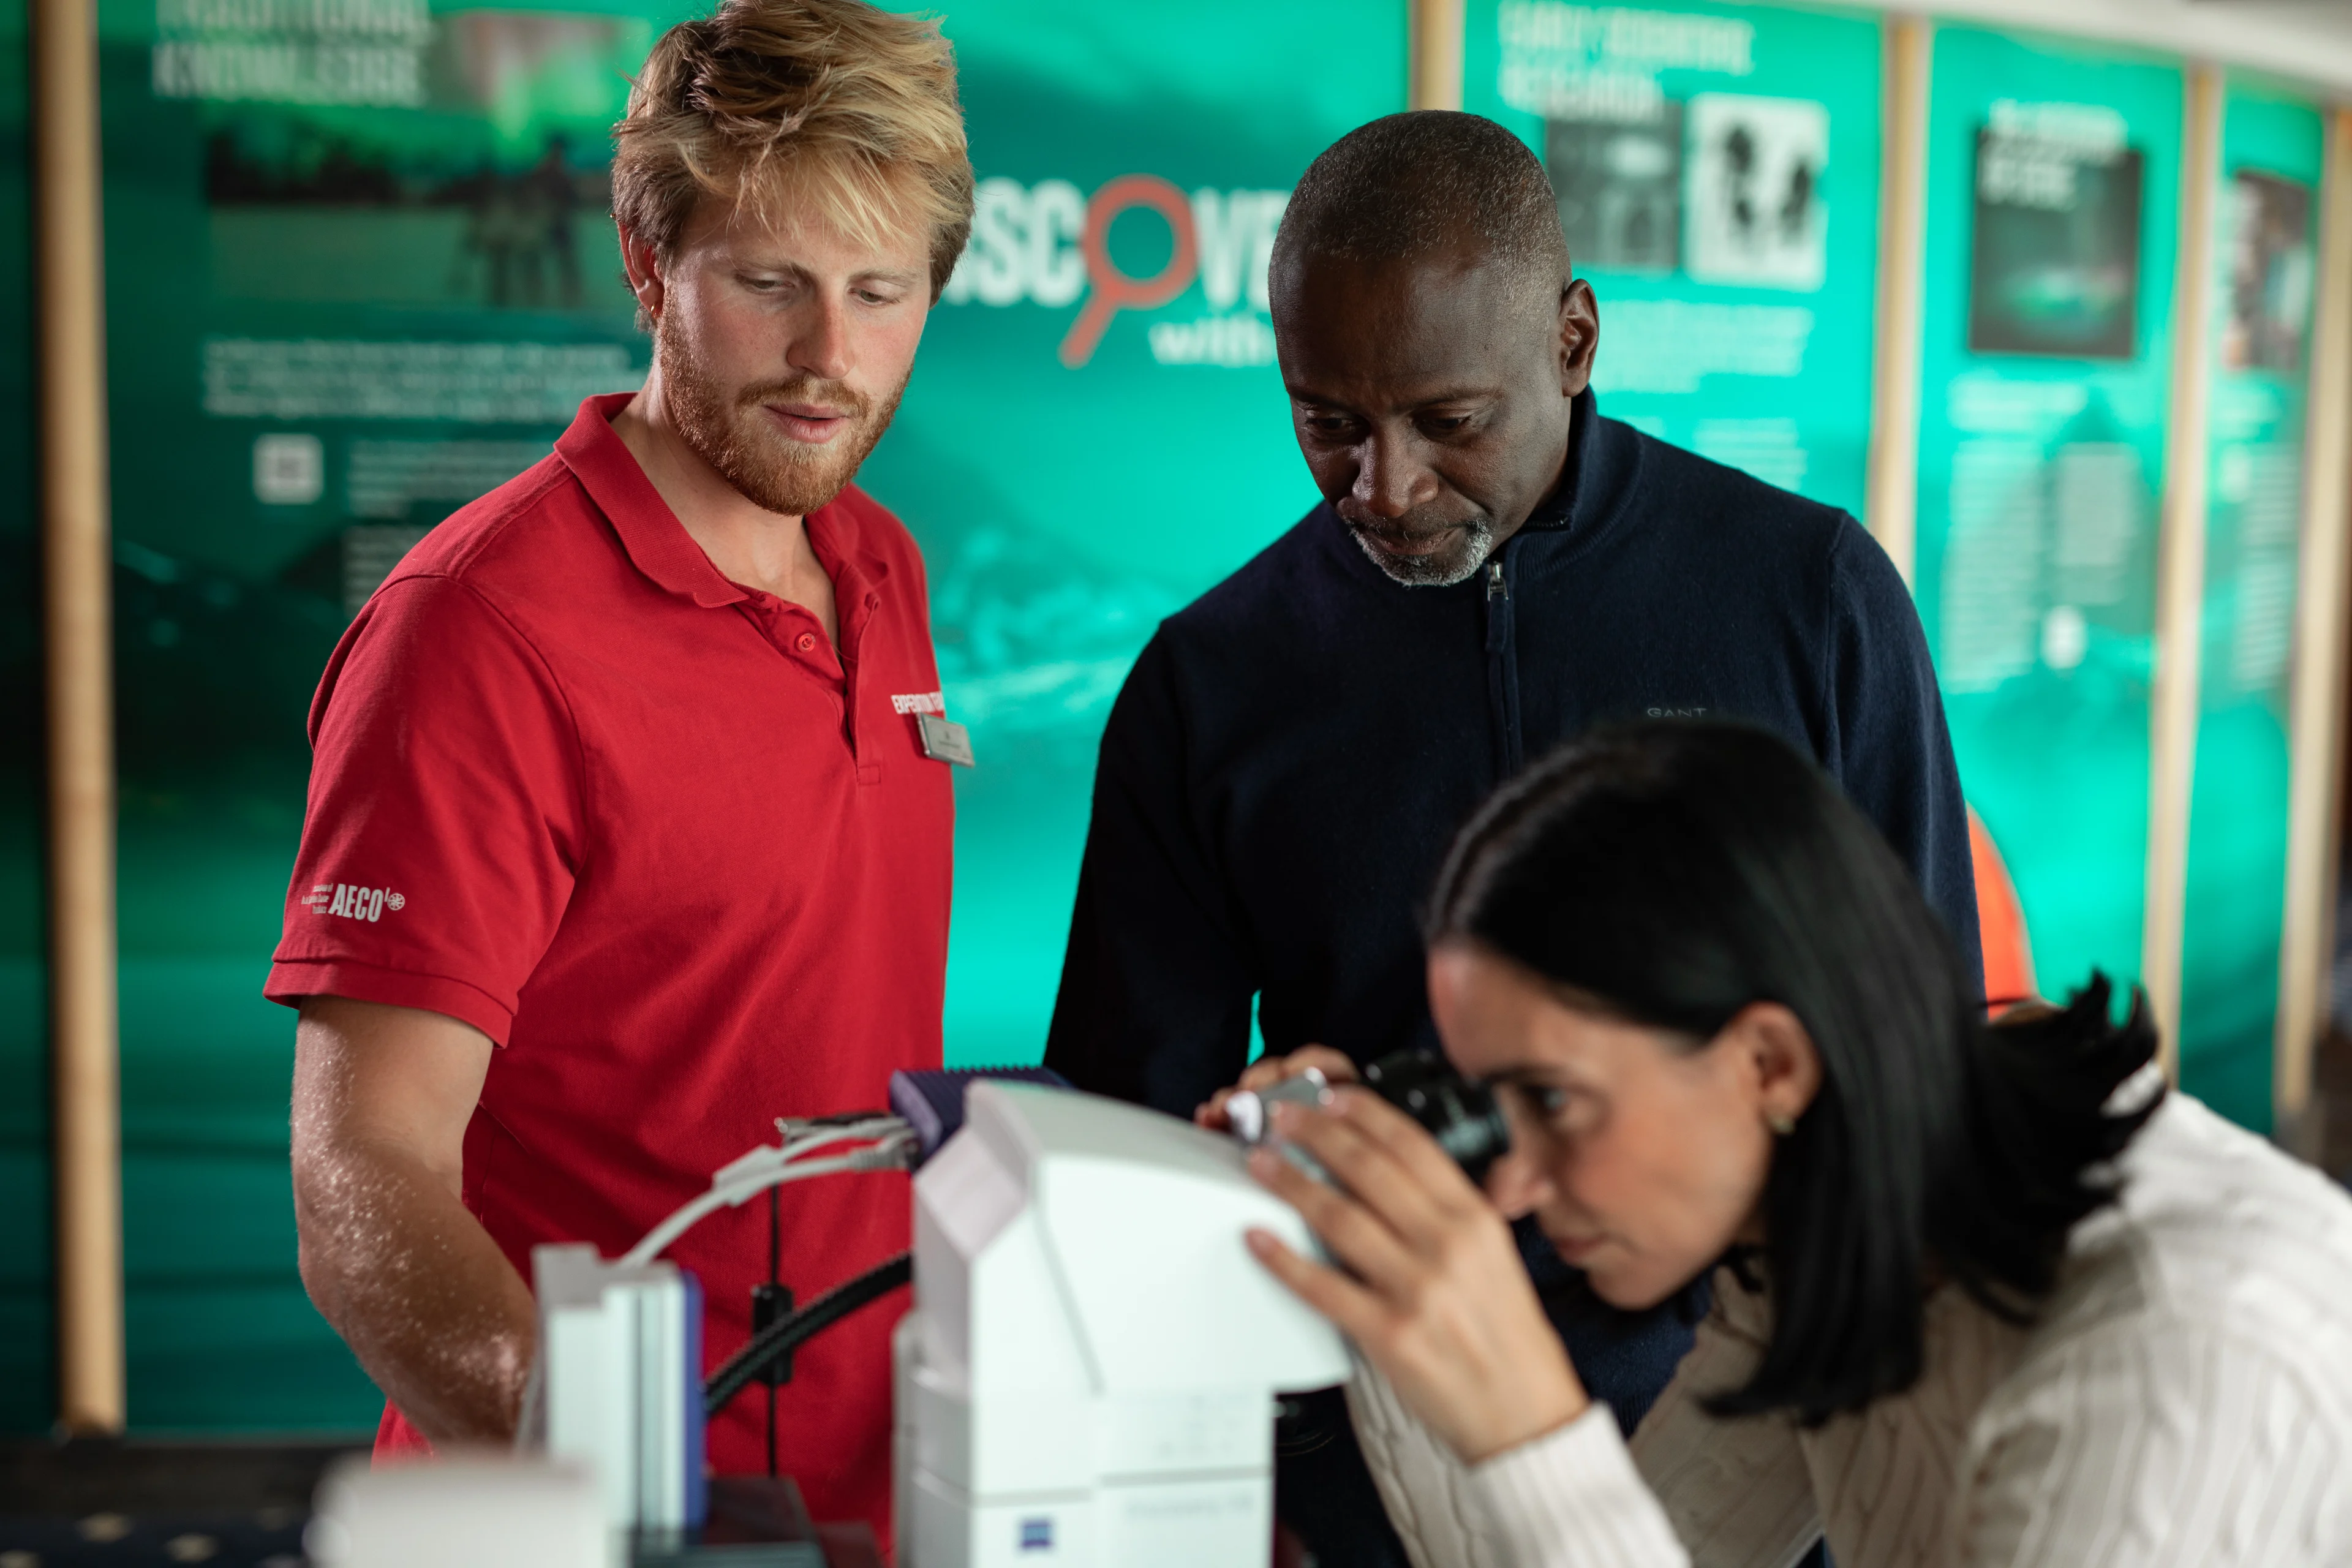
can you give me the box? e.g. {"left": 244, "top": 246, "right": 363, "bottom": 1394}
{"left": 1426, "top": 720, "right": 2159, "bottom": 1422}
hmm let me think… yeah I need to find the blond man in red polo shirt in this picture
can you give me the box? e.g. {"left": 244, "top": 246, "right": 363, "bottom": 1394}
{"left": 271, "top": 0, "right": 972, "bottom": 1539}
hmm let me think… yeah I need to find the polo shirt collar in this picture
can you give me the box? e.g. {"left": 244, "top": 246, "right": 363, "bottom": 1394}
{"left": 559, "top": 394, "right": 748, "bottom": 608}
{"left": 554, "top": 393, "right": 894, "bottom": 613}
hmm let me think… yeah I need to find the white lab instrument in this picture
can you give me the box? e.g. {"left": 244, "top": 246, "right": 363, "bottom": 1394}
{"left": 895, "top": 1081, "right": 1352, "bottom": 1568}
{"left": 532, "top": 1246, "right": 706, "bottom": 1532}
{"left": 307, "top": 1451, "right": 614, "bottom": 1568}
{"left": 522, "top": 1112, "right": 916, "bottom": 1536}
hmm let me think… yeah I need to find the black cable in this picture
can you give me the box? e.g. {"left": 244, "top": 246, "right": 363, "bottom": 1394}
{"left": 704, "top": 1253, "right": 912, "bottom": 1418}
{"left": 766, "top": 1186, "right": 780, "bottom": 1478}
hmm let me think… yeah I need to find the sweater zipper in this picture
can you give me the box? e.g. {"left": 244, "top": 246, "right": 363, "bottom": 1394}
{"left": 1485, "top": 550, "right": 1524, "bottom": 779}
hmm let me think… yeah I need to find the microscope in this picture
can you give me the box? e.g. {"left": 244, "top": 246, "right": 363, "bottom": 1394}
{"left": 894, "top": 1080, "right": 1349, "bottom": 1566}
{"left": 899, "top": 1055, "right": 1508, "bottom": 1566}
{"left": 314, "top": 1059, "right": 1506, "bottom": 1566}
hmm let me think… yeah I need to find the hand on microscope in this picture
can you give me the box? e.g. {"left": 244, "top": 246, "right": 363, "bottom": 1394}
{"left": 1193, "top": 1045, "right": 1359, "bottom": 1132}
{"left": 1237, "top": 1079, "right": 1589, "bottom": 1468}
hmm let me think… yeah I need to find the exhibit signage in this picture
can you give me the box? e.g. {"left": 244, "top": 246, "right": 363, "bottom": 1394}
{"left": 84, "top": 0, "right": 1403, "bottom": 1428}
{"left": 94, "top": 0, "right": 687, "bottom": 1430}
{"left": 1913, "top": 26, "right": 2183, "bottom": 1020}
{"left": 862, "top": 1, "right": 1403, "bottom": 1065}
{"left": 1464, "top": 0, "right": 1883, "bottom": 516}
{"left": 2178, "top": 82, "right": 2326, "bottom": 1129}
{"left": 9, "top": 0, "right": 2336, "bottom": 1445}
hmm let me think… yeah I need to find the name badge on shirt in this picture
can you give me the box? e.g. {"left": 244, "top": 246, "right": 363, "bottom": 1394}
{"left": 918, "top": 712, "right": 976, "bottom": 767}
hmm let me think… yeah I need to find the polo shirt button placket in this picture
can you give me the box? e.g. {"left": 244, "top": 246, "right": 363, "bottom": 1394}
{"left": 850, "top": 590, "right": 883, "bottom": 788}
{"left": 794, "top": 631, "right": 817, "bottom": 654}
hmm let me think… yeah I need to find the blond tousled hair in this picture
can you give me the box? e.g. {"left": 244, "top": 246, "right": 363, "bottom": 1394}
{"left": 612, "top": 0, "right": 973, "bottom": 301}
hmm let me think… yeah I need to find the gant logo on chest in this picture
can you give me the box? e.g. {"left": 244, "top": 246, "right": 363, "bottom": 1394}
{"left": 891, "top": 690, "right": 946, "bottom": 715}
{"left": 303, "top": 882, "right": 405, "bottom": 922}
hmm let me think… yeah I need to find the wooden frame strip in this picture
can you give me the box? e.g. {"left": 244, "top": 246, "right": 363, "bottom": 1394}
{"left": 35, "top": 0, "right": 123, "bottom": 1432}
{"left": 1866, "top": 13, "right": 1932, "bottom": 587}
{"left": 2275, "top": 104, "right": 2352, "bottom": 1150}
{"left": 2143, "top": 62, "right": 2226, "bottom": 1080}
{"left": 1409, "top": 0, "right": 1465, "bottom": 113}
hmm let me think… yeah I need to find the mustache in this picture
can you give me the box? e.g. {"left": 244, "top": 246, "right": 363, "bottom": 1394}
{"left": 736, "top": 375, "right": 872, "bottom": 422}
{"left": 1336, "top": 499, "right": 1484, "bottom": 543}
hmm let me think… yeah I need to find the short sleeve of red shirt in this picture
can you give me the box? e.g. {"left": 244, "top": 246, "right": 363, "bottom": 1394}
{"left": 269, "top": 572, "right": 584, "bottom": 1043}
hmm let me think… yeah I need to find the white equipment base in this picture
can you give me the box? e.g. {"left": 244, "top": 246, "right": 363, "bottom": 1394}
{"left": 895, "top": 1082, "right": 1349, "bottom": 1567}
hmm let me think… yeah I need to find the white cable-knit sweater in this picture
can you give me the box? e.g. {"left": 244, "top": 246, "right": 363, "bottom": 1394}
{"left": 1349, "top": 1092, "right": 2352, "bottom": 1568}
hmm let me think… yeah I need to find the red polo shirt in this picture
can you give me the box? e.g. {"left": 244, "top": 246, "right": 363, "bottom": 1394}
{"left": 268, "top": 393, "right": 954, "bottom": 1541}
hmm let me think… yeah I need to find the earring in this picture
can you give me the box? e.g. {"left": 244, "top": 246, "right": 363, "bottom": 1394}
{"left": 1766, "top": 1112, "right": 1796, "bottom": 1137}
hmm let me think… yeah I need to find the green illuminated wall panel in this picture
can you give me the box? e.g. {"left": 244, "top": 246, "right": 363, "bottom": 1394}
{"left": 24, "top": 0, "right": 2328, "bottom": 1441}
{"left": 1915, "top": 27, "right": 2182, "bottom": 1012}
{"left": 96, "top": 0, "right": 686, "bottom": 1433}
{"left": 1464, "top": 0, "right": 1883, "bottom": 517}
{"left": 0, "top": 0, "right": 45, "bottom": 1436}
{"left": 871, "top": 0, "right": 1406, "bottom": 1069}
{"left": 2177, "top": 82, "right": 2326, "bottom": 1133}
{"left": 82, "top": 0, "right": 1401, "bottom": 1430}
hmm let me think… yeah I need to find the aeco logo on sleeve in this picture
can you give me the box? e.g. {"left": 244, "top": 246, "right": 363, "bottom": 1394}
{"left": 303, "top": 882, "right": 405, "bottom": 922}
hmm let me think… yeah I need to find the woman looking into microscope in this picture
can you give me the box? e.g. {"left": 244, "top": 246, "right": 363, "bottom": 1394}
{"left": 1218, "top": 721, "right": 2352, "bottom": 1567}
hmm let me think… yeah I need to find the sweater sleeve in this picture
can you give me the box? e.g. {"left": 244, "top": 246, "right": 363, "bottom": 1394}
{"left": 1953, "top": 1314, "right": 2352, "bottom": 1567}
{"left": 1471, "top": 1409, "right": 1692, "bottom": 1568}
{"left": 1820, "top": 521, "right": 1982, "bottom": 993}
{"left": 1349, "top": 1280, "right": 1819, "bottom": 1568}
{"left": 1043, "top": 631, "right": 1257, "bottom": 1114}
{"left": 1348, "top": 1360, "right": 1686, "bottom": 1568}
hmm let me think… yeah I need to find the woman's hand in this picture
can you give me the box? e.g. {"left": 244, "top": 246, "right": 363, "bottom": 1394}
{"left": 1243, "top": 1088, "right": 1589, "bottom": 1465}
{"left": 1195, "top": 1045, "right": 1362, "bottom": 1133}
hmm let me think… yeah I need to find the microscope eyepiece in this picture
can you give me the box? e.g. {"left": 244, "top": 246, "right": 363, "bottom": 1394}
{"left": 1360, "top": 1049, "right": 1511, "bottom": 1186}
{"left": 1227, "top": 1050, "right": 1510, "bottom": 1186}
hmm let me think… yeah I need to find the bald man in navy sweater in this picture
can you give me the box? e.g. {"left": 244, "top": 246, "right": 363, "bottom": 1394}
{"left": 1046, "top": 112, "right": 1973, "bottom": 1566}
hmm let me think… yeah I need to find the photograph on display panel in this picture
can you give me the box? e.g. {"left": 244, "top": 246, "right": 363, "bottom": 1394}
{"left": 2223, "top": 168, "right": 2315, "bottom": 374}
{"left": 1542, "top": 91, "right": 1828, "bottom": 290}
{"left": 1683, "top": 91, "right": 1826, "bottom": 291}
{"left": 1545, "top": 105, "right": 1682, "bottom": 273}
{"left": 1967, "top": 108, "right": 2145, "bottom": 360}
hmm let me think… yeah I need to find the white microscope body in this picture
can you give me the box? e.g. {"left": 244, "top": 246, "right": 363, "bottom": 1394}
{"left": 895, "top": 1081, "right": 1351, "bottom": 1567}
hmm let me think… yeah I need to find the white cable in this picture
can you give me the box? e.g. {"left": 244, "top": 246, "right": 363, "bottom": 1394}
{"left": 619, "top": 1120, "right": 916, "bottom": 1268}
{"left": 777, "top": 1117, "right": 906, "bottom": 1164}
{"left": 620, "top": 1156, "right": 853, "bottom": 1268}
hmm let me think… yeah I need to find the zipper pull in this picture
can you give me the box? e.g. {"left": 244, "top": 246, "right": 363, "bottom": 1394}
{"left": 1487, "top": 560, "right": 1508, "bottom": 600}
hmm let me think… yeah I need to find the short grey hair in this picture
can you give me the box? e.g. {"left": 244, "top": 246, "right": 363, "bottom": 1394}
{"left": 1271, "top": 111, "right": 1570, "bottom": 296}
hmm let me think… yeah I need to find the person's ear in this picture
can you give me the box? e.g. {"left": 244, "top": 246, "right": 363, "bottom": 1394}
{"left": 1557, "top": 278, "right": 1599, "bottom": 398}
{"left": 618, "top": 220, "right": 665, "bottom": 323}
{"left": 1724, "top": 1001, "right": 1821, "bottom": 1135}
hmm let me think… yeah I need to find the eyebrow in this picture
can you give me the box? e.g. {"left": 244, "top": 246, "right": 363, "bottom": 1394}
{"left": 733, "top": 257, "right": 925, "bottom": 290}
{"left": 1478, "top": 1065, "right": 1572, "bottom": 1090}
{"left": 1285, "top": 385, "right": 1505, "bottom": 412}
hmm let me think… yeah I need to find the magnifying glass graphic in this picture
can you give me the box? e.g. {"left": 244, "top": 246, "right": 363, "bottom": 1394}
{"left": 1057, "top": 174, "right": 1200, "bottom": 369}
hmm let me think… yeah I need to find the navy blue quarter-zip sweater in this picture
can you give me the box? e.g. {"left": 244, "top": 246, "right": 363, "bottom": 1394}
{"left": 1046, "top": 390, "right": 1977, "bottom": 1564}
